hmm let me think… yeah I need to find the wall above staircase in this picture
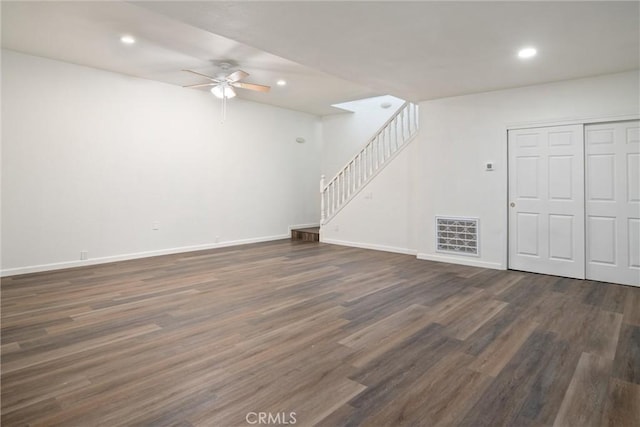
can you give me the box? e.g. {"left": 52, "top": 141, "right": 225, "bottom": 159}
{"left": 320, "top": 101, "right": 419, "bottom": 224}
{"left": 321, "top": 95, "right": 405, "bottom": 179}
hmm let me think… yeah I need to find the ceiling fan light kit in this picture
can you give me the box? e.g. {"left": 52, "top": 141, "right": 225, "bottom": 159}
{"left": 211, "top": 85, "right": 236, "bottom": 99}
{"left": 182, "top": 64, "right": 270, "bottom": 122}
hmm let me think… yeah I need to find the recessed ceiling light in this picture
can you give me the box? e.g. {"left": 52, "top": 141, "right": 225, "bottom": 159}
{"left": 380, "top": 102, "right": 392, "bottom": 109}
{"left": 276, "top": 79, "right": 287, "bottom": 86}
{"left": 120, "top": 35, "right": 136, "bottom": 45}
{"left": 518, "top": 47, "right": 537, "bottom": 59}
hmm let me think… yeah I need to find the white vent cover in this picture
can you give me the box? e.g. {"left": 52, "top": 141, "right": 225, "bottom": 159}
{"left": 436, "top": 217, "right": 479, "bottom": 256}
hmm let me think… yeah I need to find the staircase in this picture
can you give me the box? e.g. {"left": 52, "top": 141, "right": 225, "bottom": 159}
{"left": 320, "top": 101, "right": 419, "bottom": 225}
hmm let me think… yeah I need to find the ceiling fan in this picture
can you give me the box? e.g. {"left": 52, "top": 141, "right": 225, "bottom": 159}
{"left": 182, "top": 63, "right": 270, "bottom": 122}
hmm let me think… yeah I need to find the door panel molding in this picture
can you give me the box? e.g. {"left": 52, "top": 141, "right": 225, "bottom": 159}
{"left": 585, "top": 120, "right": 640, "bottom": 286}
{"left": 508, "top": 124, "right": 585, "bottom": 279}
{"left": 508, "top": 120, "right": 640, "bottom": 287}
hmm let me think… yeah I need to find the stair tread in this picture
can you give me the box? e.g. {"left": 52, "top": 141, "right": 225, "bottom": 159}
{"left": 291, "top": 227, "right": 320, "bottom": 234}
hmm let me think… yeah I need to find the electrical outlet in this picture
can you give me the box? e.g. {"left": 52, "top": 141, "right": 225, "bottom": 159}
{"left": 152, "top": 221, "right": 160, "bottom": 230}
{"left": 215, "top": 236, "right": 220, "bottom": 243}
{"left": 80, "top": 251, "right": 88, "bottom": 260}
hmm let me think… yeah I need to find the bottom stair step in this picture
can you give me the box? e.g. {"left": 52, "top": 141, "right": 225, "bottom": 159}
{"left": 291, "top": 227, "right": 320, "bottom": 242}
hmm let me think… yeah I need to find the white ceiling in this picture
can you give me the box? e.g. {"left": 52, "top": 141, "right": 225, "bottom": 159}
{"left": 3, "top": 1, "right": 639, "bottom": 115}
{"left": 0, "top": 1, "right": 378, "bottom": 115}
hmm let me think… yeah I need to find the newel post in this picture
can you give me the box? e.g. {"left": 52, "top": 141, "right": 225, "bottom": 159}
{"left": 320, "top": 175, "right": 326, "bottom": 224}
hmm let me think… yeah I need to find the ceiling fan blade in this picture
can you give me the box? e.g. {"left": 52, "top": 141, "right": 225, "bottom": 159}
{"left": 182, "top": 69, "right": 217, "bottom": 81}
{"left": 183, "top": 82, "right": 216, "bottom": 88}
{"left": 226, "top": 70, "right": 249, "bottom": 82}
{"left": 230, "top": 82, "right": 271, "bottom": 93}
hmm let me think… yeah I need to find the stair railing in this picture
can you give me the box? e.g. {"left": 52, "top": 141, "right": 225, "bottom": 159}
{"left": 320, "top": 101, "right": 419, "bottom": 224}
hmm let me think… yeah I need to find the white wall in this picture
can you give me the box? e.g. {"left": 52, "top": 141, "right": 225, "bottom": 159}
{"left": 417, "top": 70, "right": 639, "bottom": 269}
{"left": 4, "top": 49, "right": 637, "bottom": 275}
{"left": 322, "top": 70, "right": 640, "bottom": 269}
{"left": 321, "top": 141, "right": 418, "bottom": 255}
{"left": 1, "top": 50, "right": 322, "bottom": 274}
{"left": 321, "top": 95, "right": 404, "bottom": 179}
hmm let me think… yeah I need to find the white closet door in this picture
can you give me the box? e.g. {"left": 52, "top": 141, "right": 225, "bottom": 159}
{"left": 508, "top": 124, "right": 585, "bottom": 279}
{"left": 586, "top": 121, "right": 640, "bottom": 287}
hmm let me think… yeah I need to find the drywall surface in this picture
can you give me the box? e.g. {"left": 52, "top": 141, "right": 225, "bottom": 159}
{"left": 416, "top": 70, "right": 640, "bottom": 269}
{"left": 321, "top": 95, "right": 404, "bottom": 180}
{"left": 321, "top": 70, "right": 639, "bottom": 269}
{"left": 1, "top": 50, "right": 321, "bottom": 274}
{"left": 4, "top": 49, "right": 637, "bottom": 274}
{"left": 321, "top": 141, "right": 418, "bottom": 255}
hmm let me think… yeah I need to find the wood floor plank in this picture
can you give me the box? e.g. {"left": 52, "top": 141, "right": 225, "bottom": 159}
{"left": 315, "top": 403, "right": 356, "bottom": 427}
{"left": 481, "top": 271, "right": 525, "bottom": 295}
{"left": 582, "top": 281, "right": 610, "bottom": 307}
{"left": 0, "top": 398, "right": 62, "bottom": 427}
{"left": 584, "top": 310, "right": 623, "bottom": 360}
{"left": 460, "top": 331, "right": 557, "bottom": 426}
{"left": 553, "top": 352, "right": 613, "bottom": 427}
{"left": 497, "top": 274, "right": 551, "bottom": 307}
{"left": 360, "top": 351, "right": 491, "bottom": 426}
{"left": 1, "top": 240, "right": 638, "bottom": 426}
{"left": 460, "top": 330, "right": 558, "bottom": 426}
{"left": 442, "top": 298, "right": 507, "bottom": 340}
{"left": 345, "top": 326, "right": 463, "bottom": 424}
{"left": 463, "top": 304, "right": 521, "bottom": 356}
{"left": 553, "top": 353, "right": 611, "bottom": 427}
{"left": 611, "top": 323, "right": 640, "bottom": 385}
{"left": 1, "top": 374, "right": 91, "bottom": 415}
{"left": 468, "top": 316, "right": 540, "bottom": 377}
{"left": 349, "top": 323, "right": 453, "bottom": 387}
{"left": 339, "top": 304, "right": 440, "bottom": 368}
{"left": 599, "top": 378, "right": 640, "bottom": 427}
{"left": 600, "top": 283, "right": 627, "bottom": 313}
{"left": 623, "top": 290, "right": 640, "bottom": 326}
{"left": 2, "top": 323, "right": 162, "bottom": 374}
{"left": 266, "top": 377, "right": 366, "bottom": 427}
{"left": 339, "top": 304, "right": 430, "bottom": 350}
{"left": 513, "top": 339, "right": 580, "bottom": 426}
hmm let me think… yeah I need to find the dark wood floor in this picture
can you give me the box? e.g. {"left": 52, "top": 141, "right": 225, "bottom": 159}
{"left": 2, "top": 240, "right": 639, "bottom": 426}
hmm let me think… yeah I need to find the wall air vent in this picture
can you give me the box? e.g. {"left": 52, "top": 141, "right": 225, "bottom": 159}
{"left": 436, "top": 217, "right": 479, "bottom": 256}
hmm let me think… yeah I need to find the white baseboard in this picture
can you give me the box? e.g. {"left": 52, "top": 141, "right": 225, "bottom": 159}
{"left": 321, "top": 238, "right": 417, "bottom": 256}
{"left": 0, "top": 234, "right": 289, "bottom": 277}
{"left": 1, "top": 234, "right": 508, "bottom": 277}
{"left": 417, "top": 252, "right": 505, "bottom": 270}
